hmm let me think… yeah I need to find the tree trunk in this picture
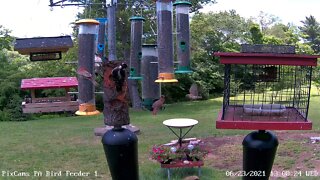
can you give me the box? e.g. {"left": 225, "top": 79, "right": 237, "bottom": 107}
{"left": 103, "top": 61, "right": 129, "bottom": 126}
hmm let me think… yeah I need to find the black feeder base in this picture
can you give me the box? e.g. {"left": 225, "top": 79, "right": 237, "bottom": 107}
{"left": 242, "top": 130, "right": 279, "bottom": 180}
{"left": 102, "top": 127, "right": 139, "bottom": 180}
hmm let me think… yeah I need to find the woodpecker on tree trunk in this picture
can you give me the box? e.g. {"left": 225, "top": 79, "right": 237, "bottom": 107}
{"left": 111, "top": 63, "right": 128, "bottom": 92}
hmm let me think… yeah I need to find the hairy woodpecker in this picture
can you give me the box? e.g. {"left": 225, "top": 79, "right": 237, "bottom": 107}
{"left": 112, "top": 63, "right": 128, "bottom": 92}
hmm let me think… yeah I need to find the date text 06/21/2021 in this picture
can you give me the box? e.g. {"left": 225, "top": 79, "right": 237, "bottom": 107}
{"left": 225, "top": 170, "right": 320, "bottom": 177}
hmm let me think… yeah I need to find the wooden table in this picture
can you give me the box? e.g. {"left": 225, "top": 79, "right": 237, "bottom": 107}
{"left": 161, "top": 160, "right": 204, "bottom": 180}
{"left": 21, "top": 77, "right": 78, "bottom": 113}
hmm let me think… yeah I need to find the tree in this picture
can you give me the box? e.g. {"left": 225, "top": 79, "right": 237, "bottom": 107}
{"left": 0, "top": 25, "right": 14, "bottom": 50}
{"left": 255, "top": 11, "right": 280, "bottom": 33}
{"left": 190, "top": 11, "right": 253, "bottom": 94}
{"left": 299, "top": 15, "right": 320, "bottom": 53}
{"left": 249, "top": 24, "right": 263, "bottom": 44}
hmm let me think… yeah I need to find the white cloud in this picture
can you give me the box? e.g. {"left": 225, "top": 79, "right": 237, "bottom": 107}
{"left": 1, "top": 0, "right": 320, "bottom": 38}
{"left": 201, "top": 0, "right": 320, "bottom": 26}
{"left": 0, "top": 0, "right": 83, "bottom": 37}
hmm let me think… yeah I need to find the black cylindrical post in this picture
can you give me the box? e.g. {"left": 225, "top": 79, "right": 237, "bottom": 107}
{"left": 107, "top": 1, "right": 117, "bottom": 61}
{"left": 173, "top": 1, "right": 192, "bottom": 73}
{"left": 96, "top": 18, "right": 107, "bottom": 61}
{"left": 242, "top": 130, "right": 278, "bottom": 180}
{"left": 141, "top": 45, "right": 160, "bottom": 110}
{"left": 155, "top": 0, "right": 178, "bottom": 83}
{"left": 102, "top": 128, "right": 139, "bottom": 180}
{"left": 102, "top": 61, "right": 139, "bottom": 179}
{"left": 75, "top": 19, "right": 100, "bottom": 116}
{"left": 128, "top": 16, "right": 145, "bottom": 80}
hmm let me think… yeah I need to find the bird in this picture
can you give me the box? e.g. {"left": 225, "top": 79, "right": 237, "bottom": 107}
{"left": 186, "top": 83, "right": 202, "bottom": 100}
{"left": 77, "top": 67, "right": 98, "bottom": 86}
{"left": 151, "top": 95, "right": 165, "bottom": 115}
{"left": 111, "top": 63, "right": 128, "bottom": 92}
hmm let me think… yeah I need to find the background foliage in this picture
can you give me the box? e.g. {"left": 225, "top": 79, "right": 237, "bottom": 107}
{"left": 1, "top": 1, "right": 320, "bottom": 120}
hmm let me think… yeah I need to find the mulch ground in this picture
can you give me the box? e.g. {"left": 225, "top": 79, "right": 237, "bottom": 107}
{"left": 202, "top": 131, "right": 320, "bottom": 178}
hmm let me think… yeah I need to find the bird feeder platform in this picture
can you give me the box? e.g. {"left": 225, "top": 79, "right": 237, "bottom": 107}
{"left": 14, "top": 36, "right": 73, "bottom": 61}
{"left": 21, "top": 77, "right": 78, "bottom": 113}
{"left": 214, "top": 51, "right": 319, "bottom": 130}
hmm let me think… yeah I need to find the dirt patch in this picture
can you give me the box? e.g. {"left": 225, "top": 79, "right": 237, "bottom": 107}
{"left": 202, "top": 131, "right": 320, "bottom": 177}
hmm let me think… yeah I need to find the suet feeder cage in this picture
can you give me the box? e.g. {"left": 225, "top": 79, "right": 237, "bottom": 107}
{"left": 14, "top": 36, "right": 73, "bottom": 61}
{"left": 155, "top": 0, "right": 178, "bottom": 83}
{"left": 128, "top": 16, "right": 145, "bottom": 80}
{"left": 214, "top": 47, "right": 319, "bottom": 130}
{"left": 173, "top": 1, "right": 193, "bottom": 73}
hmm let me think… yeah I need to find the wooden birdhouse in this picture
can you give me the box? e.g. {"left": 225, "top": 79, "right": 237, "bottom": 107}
{"left": 14, "top": 36, "right": 73, "bottom": 61}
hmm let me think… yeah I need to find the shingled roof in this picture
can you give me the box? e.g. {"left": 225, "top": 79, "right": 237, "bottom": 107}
{"left": 14, "top": 36, "right": 73, "bottom": 55}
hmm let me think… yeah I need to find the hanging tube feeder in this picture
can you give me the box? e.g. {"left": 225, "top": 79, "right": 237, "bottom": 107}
{"left": 107, "top": 2, "right": 117, "bottom": 61}
{"left": 174, "top": 1, "right": 192, "bottom": 73}
{"left": 95, "top": 18, "right": 108, "bottom": 61}
{"left": 128, "top": 16, "right": 145, "bottom": 80}
{"left": 75, "top": 19, "right": 100, "bottom": 116}
{"left": 141, "top": 44, "right": 160, "bottom": 110}
{"left": 155, "top": 0, "right": 178, "bottom": 83}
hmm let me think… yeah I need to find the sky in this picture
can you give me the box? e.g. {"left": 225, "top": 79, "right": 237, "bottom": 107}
{"left": 201, "top": 0, "right": 320, "bottom": 26}
{"left": 1, "top": 0, "right": 320, "bottom": 38}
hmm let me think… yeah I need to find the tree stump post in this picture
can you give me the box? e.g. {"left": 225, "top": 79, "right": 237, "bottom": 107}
{"left": 101, "top": 61, "right": 139, "bottom": 180}
{"left": 103, "top": 61, "right": 130, "bottom": 127}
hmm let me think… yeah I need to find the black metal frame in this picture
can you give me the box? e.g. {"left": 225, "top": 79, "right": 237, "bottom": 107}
{"left": 222, "top": 64, "right": 313, "bottom": 122}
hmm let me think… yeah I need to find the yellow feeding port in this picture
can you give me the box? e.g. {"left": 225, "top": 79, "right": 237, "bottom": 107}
{"left": 155, "top": 73, "right": 178, "bottom": 83}
{"left": 75, "top": 103, "right": 100, "bottom": 116}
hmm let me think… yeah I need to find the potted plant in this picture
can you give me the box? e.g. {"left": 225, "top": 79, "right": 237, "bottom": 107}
{"left": 150, "top": 143, "right": 208, "bottom": 164}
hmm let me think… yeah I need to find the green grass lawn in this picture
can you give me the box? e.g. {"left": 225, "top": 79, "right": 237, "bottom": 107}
{"left": 0, "top": 88, "right": 320, "bottom": 180}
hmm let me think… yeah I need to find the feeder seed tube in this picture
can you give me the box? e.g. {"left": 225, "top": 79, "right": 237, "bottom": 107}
{"left": 75, "top": 19, "right": 100, "bottom": 115}
{"left": 129, "top": 17, "right": 145, "bottom": 79}
{"left": 174, "top": 1, "right": 192, "bottom": 73}
{"left": 156, "top": 0, "right": 177, "bottom": 82}
{"left": 141, "top": 45, "right": 160, "bottom": 107}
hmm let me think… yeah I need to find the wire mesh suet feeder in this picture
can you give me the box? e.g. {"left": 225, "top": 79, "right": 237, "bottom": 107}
{"left": 155, "top": 0, "right": 178, "bottom": 83}
{"left": 75, "top": 19, "right": 100, "bottom": 116}
{"left": 214, "top": 51, "right": 319, "bottom": 130}
{"left": 128, "top": 16, "right": 145, "bottom": 80}
{"left": 141, "top": 44, "right": 160, "bottom": 110}
{"left": 173, "top": 1, "right": 192, "bottom": 73}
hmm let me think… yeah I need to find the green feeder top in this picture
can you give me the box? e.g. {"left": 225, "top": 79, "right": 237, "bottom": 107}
{"left": 129, "top": 16, "right": 145, "bottom": 21}
{"left": 173, "top": 1, "right": 192, "bottom": 6}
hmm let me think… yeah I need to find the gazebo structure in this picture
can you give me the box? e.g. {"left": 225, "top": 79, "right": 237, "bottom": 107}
{"left": 21, "top": 77, "right": 78, "bottom": 113}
